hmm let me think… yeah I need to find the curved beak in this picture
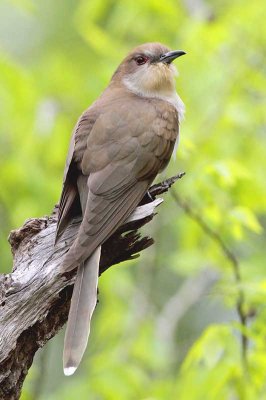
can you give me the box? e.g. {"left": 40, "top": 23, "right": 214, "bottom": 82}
{"left": 159, "top": 50, "right": 186, "bottom": 64}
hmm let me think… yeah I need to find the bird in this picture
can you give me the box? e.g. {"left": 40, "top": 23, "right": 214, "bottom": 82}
{"left": 56, "top": 42, "right": 186, "bottom": 376}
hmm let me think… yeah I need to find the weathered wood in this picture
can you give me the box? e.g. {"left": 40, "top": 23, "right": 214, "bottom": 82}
{"left": 0, "top": 173, "right": 184, "bottom": 400}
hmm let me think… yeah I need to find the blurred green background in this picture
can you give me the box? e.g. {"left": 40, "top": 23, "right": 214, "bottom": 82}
{"left": 0, "top": 0, "right": 266, "bottom": 399}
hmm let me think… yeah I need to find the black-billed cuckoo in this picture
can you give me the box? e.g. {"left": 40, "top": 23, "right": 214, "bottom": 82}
{"left": 56, "top": 42, "right": 185, "bottom": 375}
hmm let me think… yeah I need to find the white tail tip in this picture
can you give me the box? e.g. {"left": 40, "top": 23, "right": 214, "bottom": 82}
{"left": 64, "top": 366, "right": 76, "bottom": 376}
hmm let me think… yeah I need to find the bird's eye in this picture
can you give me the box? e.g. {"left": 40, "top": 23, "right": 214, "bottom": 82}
{"left": 135, "top": 56, "right": 148, "bottom": 65}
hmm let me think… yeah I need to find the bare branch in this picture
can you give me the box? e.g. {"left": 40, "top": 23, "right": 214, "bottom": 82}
{"left": 156, "top": 268, "right": 219, "bottom": 344}
{"left": 170, "top": 189, "right": 249, "bottom": 367}
{"left": 0, "top": 173, "right": 184, "bottom": 400}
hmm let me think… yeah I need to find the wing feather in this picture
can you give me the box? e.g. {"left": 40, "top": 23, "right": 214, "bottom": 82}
{"left": 56, "top": 110, "right": 99, "bottom": 242}
{"left": 61, "top": 171, "right": 149, "bottom": 272}
{"left": 56, "top": 181, "right": 78, "bottom": 242}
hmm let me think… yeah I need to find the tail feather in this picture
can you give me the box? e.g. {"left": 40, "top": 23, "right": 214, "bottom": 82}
{"left": 63, "top": 246, "right": 101, "bottom": 375}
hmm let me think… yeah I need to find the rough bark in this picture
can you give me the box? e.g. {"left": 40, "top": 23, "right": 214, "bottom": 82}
{"left": 0, "top": 173, "right": 184, "bottom": 400}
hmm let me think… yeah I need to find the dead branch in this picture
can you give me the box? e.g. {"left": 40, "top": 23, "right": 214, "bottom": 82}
{"left": 0, "top": 173, "right": 184, "bottom": 400}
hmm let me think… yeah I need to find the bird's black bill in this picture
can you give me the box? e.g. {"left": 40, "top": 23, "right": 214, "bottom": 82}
{"left": 159, "top": 50, "right": 186, "bottom": 64}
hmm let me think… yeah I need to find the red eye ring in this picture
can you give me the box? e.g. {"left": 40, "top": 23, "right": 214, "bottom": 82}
{"left": 135, "top": 56, "right": 148, "bottom": 65}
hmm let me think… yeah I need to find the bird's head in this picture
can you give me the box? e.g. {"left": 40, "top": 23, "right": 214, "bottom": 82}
{"left": 112, "top": 42, "right": 186, "bottom": 99}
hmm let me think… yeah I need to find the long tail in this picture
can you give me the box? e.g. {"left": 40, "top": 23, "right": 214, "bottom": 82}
{"left": 63, "top": 246, "right": 101, "bottom": 376}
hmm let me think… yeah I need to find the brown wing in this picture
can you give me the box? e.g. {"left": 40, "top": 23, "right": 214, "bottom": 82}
{"left": 56, "top": 109, "right": 99, "bottom": 242}
{"left": 61, "top": 97, "right": 179, "bottom": 271}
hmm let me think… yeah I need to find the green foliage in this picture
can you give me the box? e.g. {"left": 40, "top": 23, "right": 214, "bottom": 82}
{"left": 1, "top": 0, "right": 266, "bottom": 398}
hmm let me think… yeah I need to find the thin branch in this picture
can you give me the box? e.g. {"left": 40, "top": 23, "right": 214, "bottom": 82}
{"left": 170, "top": 189, "right": 248, "bottom": 367}
{"left": 156, "top": 268, "right": 219, "bottom": 344}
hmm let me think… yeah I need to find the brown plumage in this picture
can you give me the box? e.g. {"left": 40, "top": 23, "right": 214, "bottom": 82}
{"left": 56, "top": 42, "right": 185, "bottom": 375}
